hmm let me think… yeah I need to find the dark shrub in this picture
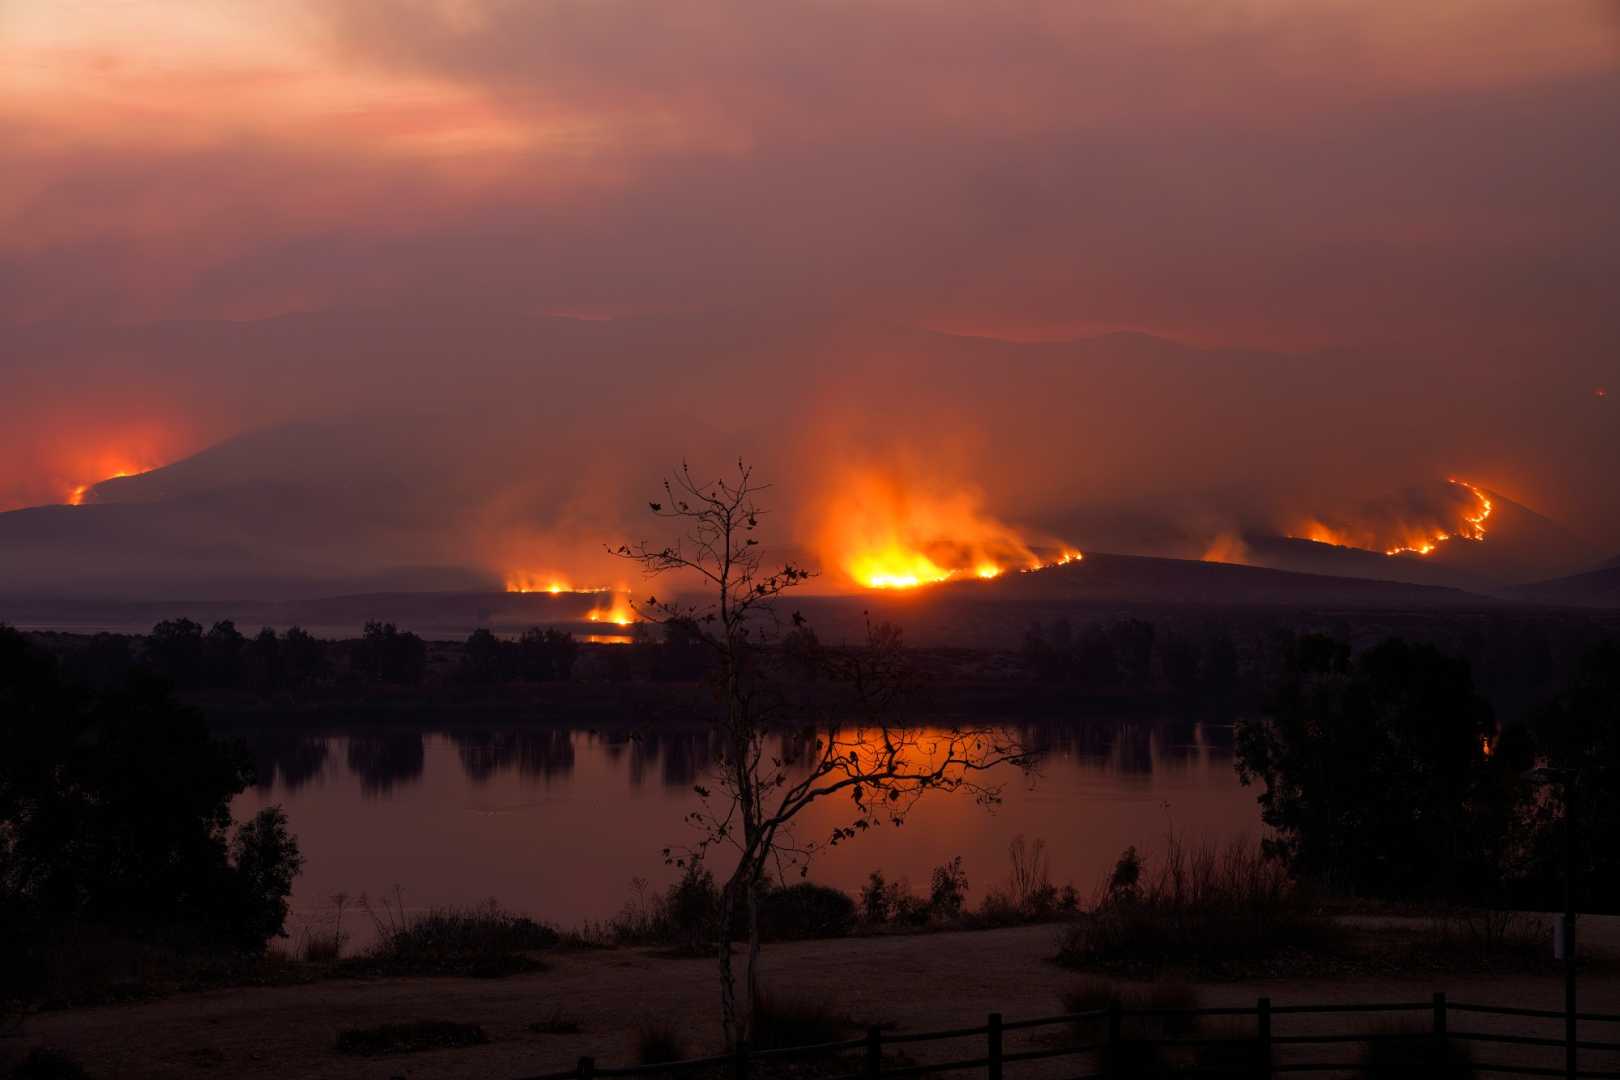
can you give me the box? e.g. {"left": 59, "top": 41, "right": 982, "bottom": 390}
{"left": 334, "top": 1020, "right": 488, "bottom": 1056}
{"left": 1057, "top": 840, "right": 1336, "bottom": 976}
{"left": 1060, "top": 979, "right": 1200, "bottom": 1042}
{"left": 355, "top": 899, "right": 556, "bottom": 977}
{"left": 1235, "top": 635, "right": 1516, "bottom": 899}
{"left": 929, "top": 857, "right": 968, "bottom": 918}
{"left": 1190, "top": 1019, "right": 1271, "bottom": 1077}
{"left": 10, "top": 1048, "right": 92, "bottom": 1080}
{"left": 1360, "top": 1023, "right": 1475, "bottom": 1078}
{"left": 1060, "top": 983, "right": 1269, "bottom": 1078}
{"left": 602, "top": 864, "right": 721, "bottom": 949}
{"left": 636, "top": 1020, "right": 685, "bottom": 1064}
{"left": 757, "top": 883, "right": 856, "bottom": 941}
{"left": 860, "top": 871, "right": 895, "bottom": 924}
{"left": 0, "top": 628, "right": 302, "bottom": 1003}
{"left": 749, "top": 991, "right": 857, "bottom": 1050}
{"left": 666, "top": 864, "right": 722, "bottom": 948}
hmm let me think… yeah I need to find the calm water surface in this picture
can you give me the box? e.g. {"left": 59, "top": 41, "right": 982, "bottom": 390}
{"left": 233, "top": 718, "right": 1262, "bottom": 941}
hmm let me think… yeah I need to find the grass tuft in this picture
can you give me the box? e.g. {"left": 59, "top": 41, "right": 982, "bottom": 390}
{"left": 349, "top": 894, "right": 556, "bottom": 977}
{"left": 1056, "top": 838, "right": 1336, "bottom": 977}
{"left": 635, "top": 1018, "right": 686, "bottom": 1064}
{"left": 748, "top": 991, "right": 859, "bottom": 1050}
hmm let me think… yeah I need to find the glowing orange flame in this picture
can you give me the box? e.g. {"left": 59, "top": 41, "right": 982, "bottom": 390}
{"left": 66, "top": 463, "right": 156, "bottom": 506}
{"left": 586, "top": 592, "right": 639, "bottom": 626}
{"left": 1383, "top": 479, "right": 1491, "bottom": 556}
{"left": 1290, "top": 479, "right": 1493, "bottom": 559}
{"left": 1201, "top": 533, "right": 1251, "bottom": 564}
{"left": 816, "top": 468, "right": 1076, "bottom": 590}
{"left": 504, "top": 574, "right": 610, "bottom": 595}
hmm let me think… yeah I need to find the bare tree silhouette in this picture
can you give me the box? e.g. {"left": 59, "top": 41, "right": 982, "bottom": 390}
{"left": 614, "top": 459, "right": 1037, "bottom": 1043}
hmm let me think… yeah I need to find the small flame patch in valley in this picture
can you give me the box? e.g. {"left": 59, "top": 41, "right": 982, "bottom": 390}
{"left": 586, "top": 592, "right": 639, "bottom": 627}
{"left": 816, "top": 468, "right": 1078, "bottom": 590}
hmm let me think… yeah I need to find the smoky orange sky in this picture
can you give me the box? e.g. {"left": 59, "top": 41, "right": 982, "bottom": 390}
{"left": 3, "top": 1, "right": 1620, "bottom": 588}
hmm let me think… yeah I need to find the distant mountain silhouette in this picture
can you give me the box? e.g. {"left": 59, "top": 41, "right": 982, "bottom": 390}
{"left": 1236, "top": 535, "right": 1494, "bottom": 591}
{"left": 786, "top": 552, "right": 1504, "bottom": 648}
{"left": 4, "top": 306, "right": 1613, "bottom": 611}
{"left": 1506, "top": 565, "right": 1620, "bottom": 609}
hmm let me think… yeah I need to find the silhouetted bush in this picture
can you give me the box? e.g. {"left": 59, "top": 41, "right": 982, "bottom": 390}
{"left": 1527, "top": 640, "right": 1620, "bottom": 911}
{"left": 145, "top": 617, "right": 204, "bottom": 686}
{"left": 757, "top": 882, "right": 857, "bottom": 941}
{"left": 748, "top": 991, "right": 858, "bottom": 1049}
{"left": 279, "top": 626, "right": 327, "bottom": 688}
{"left": 1056, "top": 839, "right": 1334, "bottom": 977}
{"left": 603, "top": 862, "right": 721, "bottom": 950}
{"left": 636, "top": 1019, "right": 686, "bottom": 1064}
{"left": 860, "top": 870, "right": 896, "bottom": 924}
{"left": 928, "top": 856, "right": 968, "bottom": 917}
{"left": 353, "top": 621, "right": 426, "bottom": 684}
{"left": 1236, "top": 635, "right": 1526, "bottom": 900}
{"left": 1061, "top": 980, "right": 1198, "bottom": 1077}
{"left": 0, "top": 627, "right": 303, "bottom": 1004}
{"left": 203, "top": 620, "right": 246, "bottom": 687}
{"left": 9, "top": 1048, "right": 92, "bottom": 1080}
{"left": 1359, "top": 1023, "right": 1475, "bottom": 1078}
{"left": 518, "top": 627, "right": 578, "bottom": 681}
{"left": 353, "top": 895, "right": 556, "bottom": 977}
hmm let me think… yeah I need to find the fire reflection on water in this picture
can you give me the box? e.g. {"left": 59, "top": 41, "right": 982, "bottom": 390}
{"left": 235, "top": 718, "right": 1257, "bottom": 939}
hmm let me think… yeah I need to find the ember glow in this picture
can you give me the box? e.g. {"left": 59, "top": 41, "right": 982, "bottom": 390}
{"left": 504, "top": 574, "right": 610, "bottom": 596}
{"left": 66, "top": 462, "right": 159, "bottom": 506}
{"left": 1384, "top": 480, "right": 1493, "bottom": 557}
{"left": 586, "top": 592, "right": 639, "bottom": 627}
{"left": 1290, "top": 479, "right": 1494, "bottom": 558}
{"left": 816, "top": 469, "right": 1076, "bottom": 590}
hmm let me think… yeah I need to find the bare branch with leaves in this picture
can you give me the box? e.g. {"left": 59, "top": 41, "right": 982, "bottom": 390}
{"left": 613, "top": 459, "right": 1039, "bottom": 1044}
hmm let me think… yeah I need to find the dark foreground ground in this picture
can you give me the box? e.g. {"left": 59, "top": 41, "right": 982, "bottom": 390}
{"left": 10, "top": 917, "right": 1620, "bottom": 1080}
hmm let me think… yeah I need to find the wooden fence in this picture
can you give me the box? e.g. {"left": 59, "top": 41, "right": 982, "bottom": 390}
{"left": 515, "top": 994, "right": 1620, "bottom": 1080}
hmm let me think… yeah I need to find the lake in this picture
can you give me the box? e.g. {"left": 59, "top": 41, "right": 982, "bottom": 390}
{"left": 232, "top": 717, "right": 1263, "bottom": 945}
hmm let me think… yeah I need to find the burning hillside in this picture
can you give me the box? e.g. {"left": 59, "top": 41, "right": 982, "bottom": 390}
{"left": 1291, "top": 478, "right": 1493, "bottom": 558}
{"left": 504, "top": 574, "right": 609, "bottom": 596}
{"left": 66, "top": 459, "right": 163, "bottom": 506}
{"left": 815, "top": 468, "right": 1079, "bottom": 590}
{"left": 502, "top": 575, "right": 641, "bottom": 629}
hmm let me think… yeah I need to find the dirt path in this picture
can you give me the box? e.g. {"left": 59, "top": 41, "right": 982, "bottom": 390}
{"left": 10, "top": 920, "right": 1620, "bottom": 1080}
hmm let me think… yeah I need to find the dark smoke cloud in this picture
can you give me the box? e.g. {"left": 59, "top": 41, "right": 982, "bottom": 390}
{"left": 2, "top": 1, "right": 1619, "bottom": 590}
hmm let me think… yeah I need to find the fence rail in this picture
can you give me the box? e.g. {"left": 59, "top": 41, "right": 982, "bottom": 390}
{"left": 515, "top": 993, "right": 1620, "bottom": 1080}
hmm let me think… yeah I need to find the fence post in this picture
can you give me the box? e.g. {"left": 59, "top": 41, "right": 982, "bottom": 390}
{"left": 577, "top": 1056, "right": 595, "bottom": 1080}
{"left": 987, "top": 1012, "right": 1003, "bottom": 1080}
{"left": 1433, "top": 991, "right": 1447, "bottom": 1068}
{"left": 865, "top": 1025, "right": 883, "bottom": 1080}
{"left": 1257, "top": 996, "right": 1272, "bottom": 1080}
{"left": 734, "top": 1037, "right": 749, "bottom": 1080}
{"left": 1106, "top": 999, "right": 1122, "bottom": 1079}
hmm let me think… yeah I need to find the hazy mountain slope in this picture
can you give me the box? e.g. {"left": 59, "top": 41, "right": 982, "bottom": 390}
{"left": 1506, "top": 565, "right": 1620, "bottom": 609}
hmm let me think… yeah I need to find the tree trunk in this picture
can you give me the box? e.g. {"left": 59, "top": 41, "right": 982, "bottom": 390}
{"left": 717, "top": 879, "right": 741, "bottom": 1048}
{"left": 745, "top": 871, "right": 763, "bottom": 1030}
